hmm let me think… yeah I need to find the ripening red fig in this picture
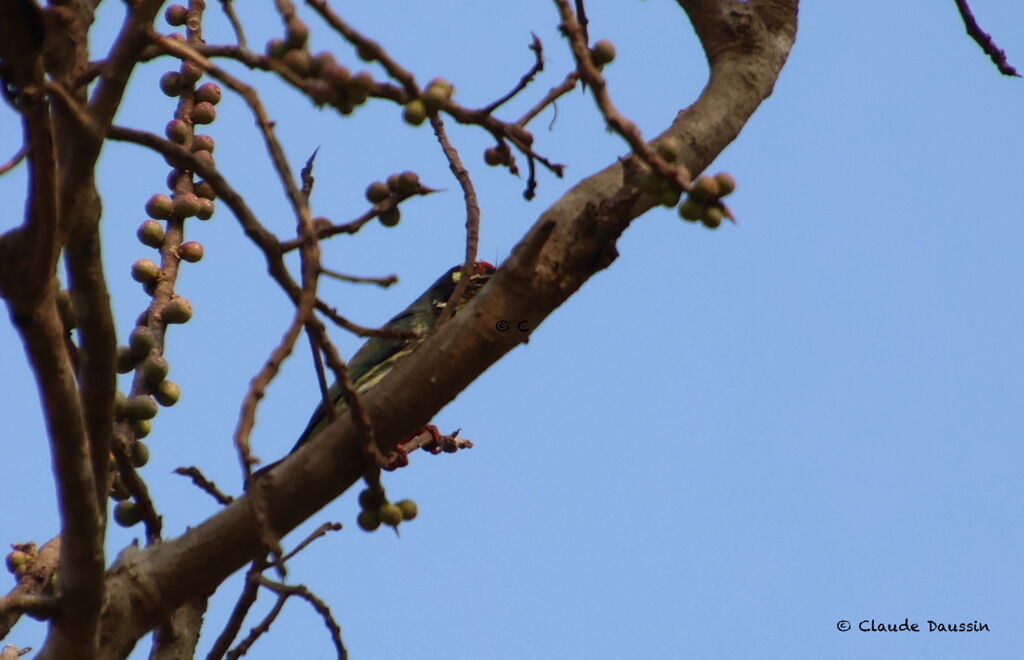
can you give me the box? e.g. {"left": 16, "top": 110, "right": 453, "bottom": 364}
{"left": 484, "top": 146, "right": 503, "bottom": 167}
{"left": 173, "top": 193, "right": 201, "bottom": 218}
{"left": 195, "top": 198, "right": 214, "bottom": 220}
{"left": 191, "top": 134, "right": 215, "bottom": 153}
{"left": 194, "top": 82, "right": 222, "bottom": 105}
{"left": 266, "top": 38, "right": 287, "bottom": 60}
{"left": 193, "top": 180, "right": 216, "bottom": 200}
{"left": 145, "top": 194, "right": 174, "bottom": 220}
{"left": 159, "top": 71, "right": 182, "bottom": 97}
{"left": 191, "top": 101, "right": 216, "bottom": 125}
{"left": 378, "top": 207, "right": 400, "bottom": 227}
{"left": 178, "top": 241, "right": 204, "bottom": 262}
{"left": 285, "top": 18, "right": 309, "bottom": 49}
{"left": 393, "top": 171, "right": 420, "bottom": 196}
{"left": 165, "top": 119, "right": 189, "bottom": 144}
{"left": 365, "top": 181, "right": 391, "bottom": 204}
{"left": 180, "top": 61, "right": 202, "bottom": 85}
{"left": 165, "top": 4, "right": 187, "bottom": 27}
{"left": 283, "top": 49, "right": 314, "bottom": 77}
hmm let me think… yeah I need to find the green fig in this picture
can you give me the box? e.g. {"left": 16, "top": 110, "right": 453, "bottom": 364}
{"left": 163, "top": 297, "right": 193, "bottom": 324}
{"left": 113, "top": 501, "right": 142, "bottom": 527}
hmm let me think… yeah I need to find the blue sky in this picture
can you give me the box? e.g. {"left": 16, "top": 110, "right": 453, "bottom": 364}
{"left": 1, "top": 1, "right": 1021, "bottom": 658}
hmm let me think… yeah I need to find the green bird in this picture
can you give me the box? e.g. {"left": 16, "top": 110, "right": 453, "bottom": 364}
{"left": 275, "top": 260, "right": 495, "bottom": 467}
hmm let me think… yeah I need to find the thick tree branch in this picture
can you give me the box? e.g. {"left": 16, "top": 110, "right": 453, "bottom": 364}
{"left": 88, "top": 3, "right": 796, "bottom": 655}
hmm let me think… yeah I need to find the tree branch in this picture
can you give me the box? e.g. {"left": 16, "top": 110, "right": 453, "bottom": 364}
{"left": 953, "top": 0, "right": 1019, "bottom": 77}
{"left": 89, "top": 2, "right": 796, "bottom": 654}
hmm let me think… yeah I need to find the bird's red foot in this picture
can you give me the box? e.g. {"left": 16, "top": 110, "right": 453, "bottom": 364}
{"left": 418, "top": 424, "right": 445, "bottom": 455}
{"left": 382, "top": 444, "right": 408, "bottom": 471}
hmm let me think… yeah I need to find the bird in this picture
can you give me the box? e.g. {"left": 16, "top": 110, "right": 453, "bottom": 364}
{"left": 264, "top": 260, "right": 495, "bottom": 472}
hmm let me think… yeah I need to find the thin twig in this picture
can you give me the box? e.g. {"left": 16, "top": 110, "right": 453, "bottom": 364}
{"left": 516, "top": 71, "right": 579, "bottom": 127}
{"left": 479, "top": 34, "right": 545, "bottom": 114}
{"left": 430, "top": 115, "right": 481, "bottom": 328}
{"left": 173, "top": 467, "right": 235, "bottom": 505}
{"left": 0, "top": 144, "right": 27, "bottom": 175}
{"left": 306, "top": 324, "right": 339, "bottom": 441}
{"left": 279, "top": 186, "right": 439, "bottom": 252}
{"left": 205, "top": 559, "right": 267, "bottom": 660}
{"left": 307, "top": 0, "right": 418, "bottom": 99}
{"left": 952, "top": 0, "right": 1019, "bottom": 76}
{"left": 314, "top": 299, "right": 416, "bottom": 340}
{"left": 553, "top": 0, "right": 691, "bottom": 191}
{"left": 282, "top": 521, "right": 343, "bottom": 562}
{"left": 225, "top": 592, "right": 287, "bottom": 660}
{"left": 218, "top": 0, "right": 247, "bottom": 47}
{"left": 151, "top": 34, "right": 312, "bottom": 231}
{"left": 256, "top": 577, "right": 347, "bottom": 659}
{"left": 319, "top": 268, "right": 398, "bottom": 287}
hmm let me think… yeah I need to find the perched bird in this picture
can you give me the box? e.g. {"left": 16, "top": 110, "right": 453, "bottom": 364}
{"left": 278, "top": 261, "right": 495, "bottom": 466}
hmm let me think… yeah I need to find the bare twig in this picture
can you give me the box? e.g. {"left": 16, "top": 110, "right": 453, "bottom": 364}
{"left": 173, "top": 467, "right": 235, "bottom": 505}
{"left": 256, "top": 577, "right": 347, "bottom": 659}
{"left": 516, "top": 71, "right": 579, "bottom": 127}
{"left": 553, "top": 0, "right": 691, "bottom": 191}
{"left": 205, "top": 559, "right": 267, "bottom": 660}
{"left": 314, "top": 300, "right": 416, "bottom": 340}
{"left": 218, "top": 0, "right": 247, "bottom": 47}
{"left": 953, "top": 0, "right": 1020, "bottom": 76}
{"left": 224, "top": 591, "right": 285, "bottom": 660}
{"left": 306, "top": 324, "right": 339, "bottom": 441}
{"left": 0, "top": 144, "right": 27, "bottom": 175}
{"left": 239, "top": 308, "right": 309, "bottom": 569}
{"left": 319, "top": 268, "right": 398, "bottom": 287}
{"left": 479, "top": 34, "right": 546, "bottom": 114}
{"left": 279, "top": 186, "right": 439, "bottom": 252}
{"left": 307, "top": 0, "right": 418, "bottom": 98}
{"left": 282, "top": 522, "right": 343, "bottom": 562}
{"left": 430, "top": 115, "right": 481, "bottom": 328}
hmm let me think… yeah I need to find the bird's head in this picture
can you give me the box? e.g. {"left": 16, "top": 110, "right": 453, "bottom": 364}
{"left": 427, "top": 261, "right": 496, "bottom": 315}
